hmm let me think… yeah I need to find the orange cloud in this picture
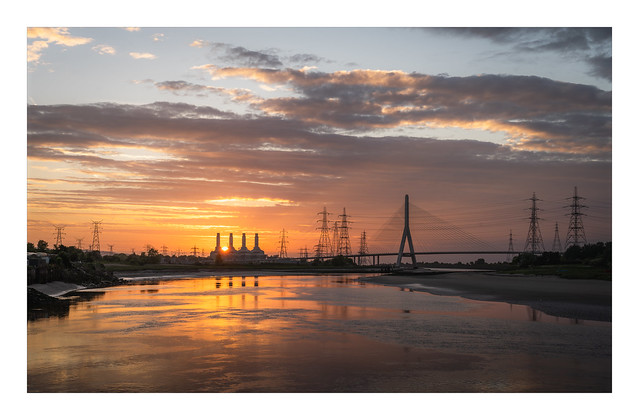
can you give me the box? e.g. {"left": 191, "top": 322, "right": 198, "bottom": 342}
{"left": 192, "top": 66, "right": 611, "bottom": 155}
{"left": 27, "top": 27, "right": 93, "bottom": 63}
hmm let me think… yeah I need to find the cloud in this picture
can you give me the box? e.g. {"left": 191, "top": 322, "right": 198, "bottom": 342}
{"left": 27, "top": 40, "right": 49, "bottom": 63}
{"left": 130, "top": 52, "right": 157, "bottom": 60}
{"left": 152, "top": 80, "right": 259, "bottom": 103}
{"left": 27, "top": 27, "right": 93, "bottom": 63}
{"left": 195, "top": 66, "right": 611, "bottom": 155}
{"left": 92, "top": 44, "right": 116, "bottom": 55}
{"left": 27, "top": 101, "right": 612, "bottom": 250}
{"left": 587, "top": 54, "right": 612, "bottom": 81}
{"left": 288, "top": 53, "right": 329, "bottom": 66}
{"left": 27, "top": 27, "right": 93, "bottom": 47}
{"left": 429, "top": 27, "right": 612, "bottom": 82}
{"left": 124, "top": 27, "right": 141, "bottom": 32}
{"left": 190, "top": 39, "right": 207, "bottom": 48}
{"left": 435, "top": 28, "right": 611, "bottom": 53}
{"left": 192, "top": 40, "right": 329, "bottom": 69}
{"left": 210, "top": 42, "right": 283, "bottom": 68}
{"left": 205, "top": 197, "right": 297, "bottom": 207}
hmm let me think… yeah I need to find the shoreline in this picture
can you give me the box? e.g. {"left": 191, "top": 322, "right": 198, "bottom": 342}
{"left": 361, "top": 271, "right": 612, "bottom": 322}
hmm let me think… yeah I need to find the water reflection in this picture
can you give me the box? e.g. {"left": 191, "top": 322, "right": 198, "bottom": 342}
{"left": 27, "top": 273, "right": 611, "bottom": 392}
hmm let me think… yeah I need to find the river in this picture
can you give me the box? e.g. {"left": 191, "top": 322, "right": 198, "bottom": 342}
{"left": 27, "top": 273, "right": 611, "bottom": 392}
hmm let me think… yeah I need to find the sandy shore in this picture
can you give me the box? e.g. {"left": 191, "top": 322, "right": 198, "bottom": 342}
{"left": 362, "top": 271, "right": 612, "bottom": 322}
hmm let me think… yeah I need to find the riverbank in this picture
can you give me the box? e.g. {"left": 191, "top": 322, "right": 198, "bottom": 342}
{"left": 362, "top": 271, "right": 612, "bottom": 322}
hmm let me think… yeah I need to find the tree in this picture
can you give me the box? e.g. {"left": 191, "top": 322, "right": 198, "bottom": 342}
{"left": 512, "top": 252, "right": 537, "bottom": 267}
{"left": 563, "top": 245, "right": 582, "bottom": 264}
{"left": 27, "top": 242, "right": 36, "bottom": 252}
{"left": 37, "top": 240, "right": 48, "bottom": 251}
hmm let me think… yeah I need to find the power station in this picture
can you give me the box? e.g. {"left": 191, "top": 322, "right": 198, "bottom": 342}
{"left": 209, "top": 232, "right": 266, "bottom": 263}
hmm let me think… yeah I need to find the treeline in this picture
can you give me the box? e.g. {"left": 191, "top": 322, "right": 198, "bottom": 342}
{"left": 102, "top": 249, "right": 162, "bottom": 265}
{"left": 28, "top": 240, "right": 165, "bottom": 266}
{"left": 28, "top": 241, "right": 104, "bottom": 267}
{"left": 512, "top": 242, "right": 612, "bottom": 268}
{"left": 27, "top": 241, "right": 121, "bottom": 286}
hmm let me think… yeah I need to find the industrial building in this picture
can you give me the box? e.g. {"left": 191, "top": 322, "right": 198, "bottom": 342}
{"left": 209, "top": 233, "right": 266, "bottom": 263}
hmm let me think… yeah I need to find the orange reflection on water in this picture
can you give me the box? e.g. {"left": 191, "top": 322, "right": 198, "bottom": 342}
{"left": 28, "top": 274, "right": 611, "bottom": 392}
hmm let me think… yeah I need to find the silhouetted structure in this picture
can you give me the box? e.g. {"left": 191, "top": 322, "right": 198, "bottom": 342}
{"left": 338, "top": 208, "right": 352, "bottom": 256}
{"left": 209, "top": 232, "right": 266, "bottom": 263}
{"left": 396, "top": 194, "right": 417, "bottom": 267}
{"left": 278, "top": 229, "right": 288, "bottom": 258}
{"left": 315, "top": 207, "right": 332, "bottom": 258}
{"left": 507, "top": 230, "right": 514, "bottom": 262}
{"left": 565, "top": 186, "right": 587, "bottom": 249}
{"left": 299, "top": 246, "right": 309, "bottom": 261}
{"left": 91, "top": 220, "right": 102, "bottom": 253}
{"left": 53, "top": 225, "right": 65, "bottom": 247}
{"left": 524, "top": 193, "right": 544, "bottom": 254}
{"left": 358, "top": 231, "right": 369, "bottom": 265}
{"left": 552, "top": 222, "right": 562, "bottom": 252}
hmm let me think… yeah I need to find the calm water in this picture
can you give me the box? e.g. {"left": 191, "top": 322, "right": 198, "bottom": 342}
{"left": 27, "top": 274, "right": 611, "bottom": 392}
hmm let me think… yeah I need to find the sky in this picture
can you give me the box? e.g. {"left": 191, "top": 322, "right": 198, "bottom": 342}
{"left": 25, "top": 24, "right": 614, "bottom": 258}
{"left": 9, "top": 0, "right": 636, "bottom": 414}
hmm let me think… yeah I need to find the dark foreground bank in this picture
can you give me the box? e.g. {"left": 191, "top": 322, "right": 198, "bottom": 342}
{"left": 363, "top": 271, "right": 612, "bottom": 322}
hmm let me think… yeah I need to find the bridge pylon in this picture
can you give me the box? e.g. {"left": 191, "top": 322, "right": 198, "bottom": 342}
{"left": 397, "top": 194, "right": 417, "bottom": 267}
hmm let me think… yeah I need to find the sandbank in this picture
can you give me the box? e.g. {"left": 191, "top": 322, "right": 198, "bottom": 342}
{"left": 362, "top": 271, "right": 612, "bottom": 322}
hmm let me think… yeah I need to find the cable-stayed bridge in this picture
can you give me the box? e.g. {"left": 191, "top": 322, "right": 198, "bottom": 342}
{"left": 312, "top": 194, "right": 516, "bottom": 267}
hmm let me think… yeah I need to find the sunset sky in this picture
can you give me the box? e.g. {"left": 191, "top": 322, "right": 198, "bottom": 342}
{"left": 26, "top": 23, "right": 614, "bottom": 258}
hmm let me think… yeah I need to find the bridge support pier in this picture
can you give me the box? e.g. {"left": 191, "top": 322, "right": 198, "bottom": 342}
{"left": 397, "top": 194, "right": 417, "bottom": 267}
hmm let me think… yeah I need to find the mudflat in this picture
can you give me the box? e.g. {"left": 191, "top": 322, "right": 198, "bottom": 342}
{"left": 363, "top": 271, "right": 612, "bottom": 322}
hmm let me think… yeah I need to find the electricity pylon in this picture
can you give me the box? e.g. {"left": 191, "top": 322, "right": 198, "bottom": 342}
{"left": 524, "top": 193, "right": 544, "bottom": 254}
{"left": 278, "top": 228, "right": 288, "bottom": 258}
{"left": 506, "top": 230, "right": 514, "bottom": 262}
{"left": 315, "top": 207, "right": 332, "bottom": 258}
{"left": 396, "top": 194, "right": 417, "bottom": 267}
{"left": 565, "top": 186, "right": 587, "bottom": 249}
{"left": 358, "top": 231, "right": 369, "bottom": 265}
{"left": 53, "top": 225, "right": 65, "bottom": 247}
{"left": 299, "top": 246, "right": 309, "bottom": 261}
{"left": 91, "top": 220, "right": 102, "bottom": 253}
{"left": 551, "top": 222, "right": 562, "bottom": 252}
{"left": 332, "top": 221, "right": 339, "bottom": 256}
{"left": 337, "top": 208, "right": 352, "bottom": 256}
